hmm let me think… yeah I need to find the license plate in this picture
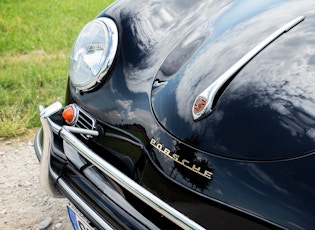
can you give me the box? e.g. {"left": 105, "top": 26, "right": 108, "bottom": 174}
{"left": 67, "top": 205, "right": 94, "bottom": 230}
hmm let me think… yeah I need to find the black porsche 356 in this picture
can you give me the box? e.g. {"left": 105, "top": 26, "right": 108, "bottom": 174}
{"left": 34, "top": 0, "right": 315, "bottom": 229}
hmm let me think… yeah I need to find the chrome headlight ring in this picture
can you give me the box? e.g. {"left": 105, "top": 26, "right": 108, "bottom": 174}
{"left": 69, "top": 17, "right": 118, "bottom": 92}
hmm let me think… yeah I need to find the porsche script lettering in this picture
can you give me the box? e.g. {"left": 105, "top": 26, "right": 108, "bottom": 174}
{"left": 150, "top": 138, "right": 213, "bottom": 180}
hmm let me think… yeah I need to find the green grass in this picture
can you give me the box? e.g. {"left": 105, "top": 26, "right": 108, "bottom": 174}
{"left": 0, "top": 0, "right": 114, "bottom": 137}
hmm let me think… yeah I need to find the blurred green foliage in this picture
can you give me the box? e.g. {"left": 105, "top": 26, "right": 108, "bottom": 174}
{"left": 0, "top": 0, "right": 114, "bottom": 137}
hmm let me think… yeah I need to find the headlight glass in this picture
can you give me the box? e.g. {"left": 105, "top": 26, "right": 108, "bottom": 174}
{"left": 69, "top": 17, "right": 118, "bottom": 91}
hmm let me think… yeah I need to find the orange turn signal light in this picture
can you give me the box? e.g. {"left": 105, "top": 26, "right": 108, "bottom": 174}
{"left": 62, "top": 105, "right": 75, "bottom": 124}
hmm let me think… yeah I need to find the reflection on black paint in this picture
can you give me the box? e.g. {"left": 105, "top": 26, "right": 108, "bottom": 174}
{"left": 171, "top": 141, "right": 213, "bottom": 192}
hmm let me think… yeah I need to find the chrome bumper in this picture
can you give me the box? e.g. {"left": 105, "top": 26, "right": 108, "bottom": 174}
{"left": 35, "top": 101, "right": 206, "bottom": 230}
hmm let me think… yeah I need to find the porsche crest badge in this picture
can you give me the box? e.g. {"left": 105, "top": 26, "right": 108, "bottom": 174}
{"left": 193, "top": 96, "right": 208, "bottom": 114}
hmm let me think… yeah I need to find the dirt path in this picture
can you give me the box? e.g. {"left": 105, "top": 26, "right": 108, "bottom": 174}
{"left": 0, "top": 130, "right": 72, "bottom": 230}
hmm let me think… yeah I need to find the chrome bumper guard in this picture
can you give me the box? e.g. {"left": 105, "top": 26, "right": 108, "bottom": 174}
{"left": 36, "top": 102, "right": 205, "bottom": 230}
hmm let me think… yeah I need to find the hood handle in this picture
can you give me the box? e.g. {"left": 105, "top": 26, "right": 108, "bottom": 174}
{"left": 192, "top": 15, "right": 305, "bottom": 121}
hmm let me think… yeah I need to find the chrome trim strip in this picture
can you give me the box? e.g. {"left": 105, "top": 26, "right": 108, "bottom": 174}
{"left": 39, "top": 105, "right": 64, "bottom": 197}
{"left": 192, "top": 16, "right": 305, "bottom": 121}
{"left": 34, "top": 128, "right": 43, "bottom": 161}
{"left": 39, "top": 102, "right": 206, "bottom": 230}
{"left": 58, "top": 123, "right": 205, "bottom": 230}
{"left": 40, "top": 101, "right": 62, "bottom": 118}
{"left": 36, "top": 124, "right": 117, "bottom": 230}
{"left": 49, "top": 164, "right": 113, "bottom": 229}
{"left": 58, "top": 177, "right": 114, "bottom": 230}
{"left": 64, "top": 125, "right": 99, "bottom": 137}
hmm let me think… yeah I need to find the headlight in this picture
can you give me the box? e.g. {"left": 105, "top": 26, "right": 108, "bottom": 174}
{"left": 69, "top": 17, "right": 118, "bottom": 91}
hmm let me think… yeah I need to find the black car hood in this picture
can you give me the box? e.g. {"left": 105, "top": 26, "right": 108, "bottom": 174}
{"left": 67, "top": 1, "right": 315, "bottom": 228}
{"left": 151, "top": 0, "right": 315, "bottom": 161}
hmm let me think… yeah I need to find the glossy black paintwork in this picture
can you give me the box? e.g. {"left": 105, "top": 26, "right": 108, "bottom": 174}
{"left": 64, "top": 0, "right": 315, "bottom": 229}
{"left": 151, "top": 1, "right": 315, "bottom": 161}
{"left": 51, "top": 140, "right": 271, "bottom": 229}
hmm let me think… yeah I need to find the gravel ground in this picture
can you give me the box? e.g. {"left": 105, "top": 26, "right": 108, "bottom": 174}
{"left": 0, "top": 131, "right": 72, "bottom": 230}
